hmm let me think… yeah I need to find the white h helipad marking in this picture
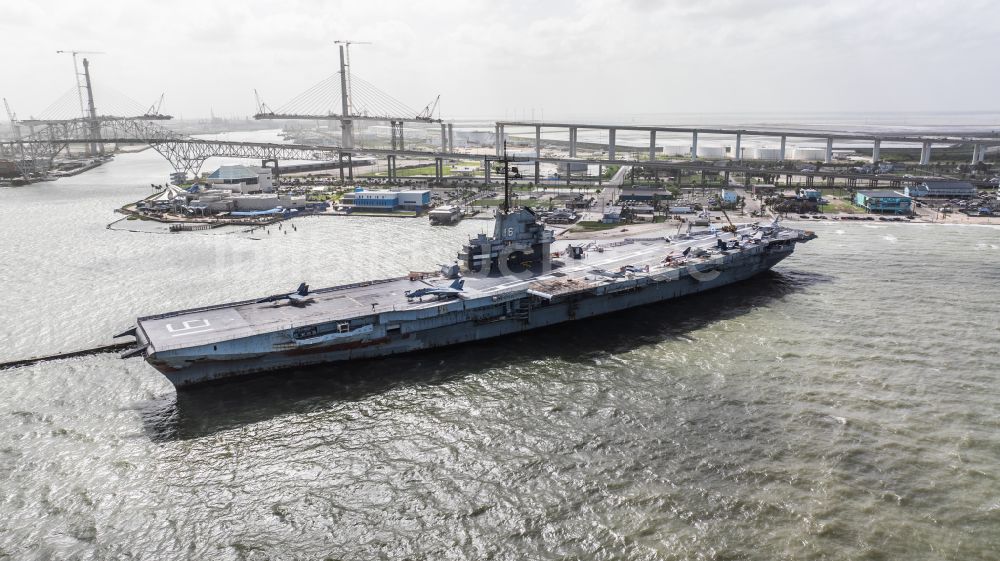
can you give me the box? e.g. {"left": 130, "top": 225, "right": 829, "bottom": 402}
{"left": 165, "top": 319, "right": 213, "bottom": 337}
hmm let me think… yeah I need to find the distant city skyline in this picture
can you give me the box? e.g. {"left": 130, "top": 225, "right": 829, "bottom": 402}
{"left": 3, "top": 0, "right": 999, "bottom": 121}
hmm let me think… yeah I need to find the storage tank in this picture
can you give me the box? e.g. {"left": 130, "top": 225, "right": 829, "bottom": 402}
{"left": 697, "top": 145, "right": 727, "bottom": 159}
{"left": 754, "top": 147, "right": 782, "bottom": 161}
{"left": 795, "top": 147, "right": 826, "bottom": 161}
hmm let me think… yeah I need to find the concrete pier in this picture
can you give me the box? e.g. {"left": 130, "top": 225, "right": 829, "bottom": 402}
{"left": 735, "top": 132, "right": 742, "bottom": 161}
{"left": 972, "top": 143, "right": 980, "bottom": 164}
{"left": 649, "top": 130, "right": 656, "bottom": 161}
{"left": 872, "top": 139, "right": 881, "bottom": 163}
{"left": 691, "top": 131, "right": 698, "bottom": 161}
{"left": 440, "top": 124, "right": 447, "bottom": 152}
{"left": 608, "top": 129, "right": 616, "bottom": 160}
{"left": 447, "top": 123, "right": 454, "bottom": 153}
{"left": 569, "top": 127, "right": 577, "bottom": 158}
{"left": 825, "top": 138, "right": 834, "bottom": 164}
{"left": 779, "top": 136, "right": 786, "bottom": 161}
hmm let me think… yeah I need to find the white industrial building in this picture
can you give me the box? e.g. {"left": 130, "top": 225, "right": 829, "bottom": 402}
{"left": 696, "top": 145, "right": 727, "bottom": 159}
{"left": 662, "top": 144, "right": 690, "bottom": 156}
{"left": 754, "top": 148, "right": 783, "bottom": 160}
{"left": 794, "top": 147, "right": 827, "bottom": 161}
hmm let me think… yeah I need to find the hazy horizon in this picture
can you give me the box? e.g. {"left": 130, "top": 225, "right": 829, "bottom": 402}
{"left": 3, "top": 0, "right": 999, "bottom": 122}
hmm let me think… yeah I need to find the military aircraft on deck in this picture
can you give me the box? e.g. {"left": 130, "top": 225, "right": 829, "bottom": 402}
{"left": 405, "top": 278, "right": 465, "bottom": 301}
{"left": 256, "top": 282, "right": 315, "bottom": 307}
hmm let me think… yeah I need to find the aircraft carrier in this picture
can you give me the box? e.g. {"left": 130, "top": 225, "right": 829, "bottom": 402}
{"left": 119, "top": 164, "right": 815, "bottom": 388}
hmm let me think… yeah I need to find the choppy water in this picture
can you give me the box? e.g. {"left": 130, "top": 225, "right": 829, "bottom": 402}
{"left": 2, "top": 148, "right": 1000, "bottom": 560}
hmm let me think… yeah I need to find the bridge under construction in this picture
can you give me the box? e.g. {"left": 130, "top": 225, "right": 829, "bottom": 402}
{"left": 2, "top": 47, "right": 998, "bottom": 186}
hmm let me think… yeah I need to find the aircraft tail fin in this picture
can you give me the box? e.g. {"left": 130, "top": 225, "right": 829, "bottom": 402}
{"left": 450, "top": 278, "right": 465, "bottom": 290}
{"left": 297, "top": 282, "right": 309, "bottom": 296}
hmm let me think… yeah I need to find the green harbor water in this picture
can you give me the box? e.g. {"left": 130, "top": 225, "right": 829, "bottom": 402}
{"left": 1, "top": 145, "right": 999, "bottom": 560}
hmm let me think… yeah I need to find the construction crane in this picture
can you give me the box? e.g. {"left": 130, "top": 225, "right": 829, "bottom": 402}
{"left": 3, "top": 98, "right": 20, "bottom": 141}
{"left": 720, "top": 206, "right": 738, "bottom": 234}
{"left": 55, "top": 50, "right": 105, "bottom": 120}
{"left": 144, "top": 94, "right": 166, "bottom": 117}
{"left": 333, "top": 40, "right": 370, "bottom": 115}
{"left": 253, "top": 89, "right": 273, "bottom": 116}
{"left": 418, "top": 94, "right": 440, "bottom": 121}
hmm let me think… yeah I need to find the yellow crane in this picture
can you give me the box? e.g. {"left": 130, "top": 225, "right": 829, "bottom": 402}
{"left": 720, "top": 206, "right": 738, "bottom": 234}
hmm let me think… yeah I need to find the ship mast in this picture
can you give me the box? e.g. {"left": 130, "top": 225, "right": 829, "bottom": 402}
{"left": 503, "top": 141, "right": 511, "bottom": 214}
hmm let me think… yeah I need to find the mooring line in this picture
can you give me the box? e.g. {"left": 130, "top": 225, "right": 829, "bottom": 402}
{"left": 0, "top": 342, "right": 134, "bottom": 371}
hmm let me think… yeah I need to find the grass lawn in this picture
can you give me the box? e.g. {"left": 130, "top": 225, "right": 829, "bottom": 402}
{"left": 569, "top": 221, "right": 620, "bottom": 232}
{"left": 820, "top": 199, "right": 862, "bottom": 214}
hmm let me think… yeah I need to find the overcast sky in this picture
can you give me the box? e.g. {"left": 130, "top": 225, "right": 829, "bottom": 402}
{"left": 3, "top": 0, "right": 998, "bottom": 121}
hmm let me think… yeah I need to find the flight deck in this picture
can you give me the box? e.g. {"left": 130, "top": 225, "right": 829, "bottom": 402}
{"left": 136, "top": 230, "right": 753, "bottom": 354}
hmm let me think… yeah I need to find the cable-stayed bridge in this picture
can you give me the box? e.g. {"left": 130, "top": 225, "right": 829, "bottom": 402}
{"left": 1, "top": 46, "right": 449, "bottom": 179}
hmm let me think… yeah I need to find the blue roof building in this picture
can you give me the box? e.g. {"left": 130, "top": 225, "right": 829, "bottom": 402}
{"left": 855, "top": 190, "right": 911, "bottom": 215}
{"left": 343, "top": 190, "right": 430, "bottom": 210}
{"left": 800, "top": 188, "right": 821, "bottom": 201}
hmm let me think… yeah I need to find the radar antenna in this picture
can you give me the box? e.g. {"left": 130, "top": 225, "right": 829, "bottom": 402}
{"left": 485, "top": 140, "right": 527, "bottom": 215}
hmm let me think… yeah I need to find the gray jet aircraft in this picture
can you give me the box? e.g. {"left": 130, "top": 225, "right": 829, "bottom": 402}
{"left": 405, "top": 278, "right": 465, "bottom": 301}
{"left": 256, "top": 282, "right": 315, "bottom": 307}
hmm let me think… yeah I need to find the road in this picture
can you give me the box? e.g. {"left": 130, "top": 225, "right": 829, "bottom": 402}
{"left": 578, "top": 165, "right": 630, "bottom": 221}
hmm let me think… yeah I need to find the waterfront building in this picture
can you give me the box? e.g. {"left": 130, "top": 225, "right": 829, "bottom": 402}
{"left": 341, "top": 189, "right": 431, "bottom": 211}
{"left": 905, "top": 180, "right": 976, "bottom": 198}
{"left": 205, "top": 165, "right": 275, "bottom": 193}
{"left": 854, "top": 190, "right": 912, "bottom": 214}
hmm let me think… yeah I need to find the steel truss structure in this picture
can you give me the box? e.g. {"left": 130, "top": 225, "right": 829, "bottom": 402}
{"left": 0, "top": 117, "right": 346, "bottom": 178}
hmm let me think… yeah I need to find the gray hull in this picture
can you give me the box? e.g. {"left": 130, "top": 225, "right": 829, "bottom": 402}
{"left": 157, "top": 249, "right": 791, "bottom": 388}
